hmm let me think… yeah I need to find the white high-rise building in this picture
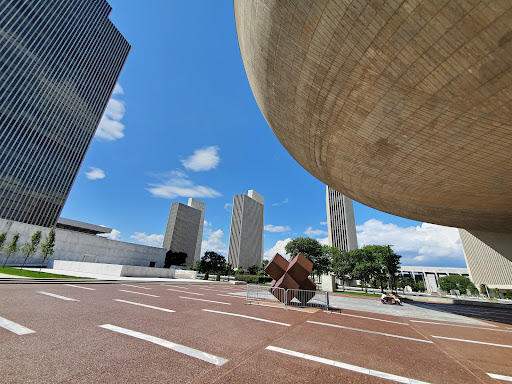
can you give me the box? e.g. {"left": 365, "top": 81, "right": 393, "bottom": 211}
{"left": 163, "top": 198, "right": 205, "bottom": 267}
{"left": 227, "top": 190, "right": 264, "bottom": 270}
{"left": 326, "top": 186, "right": 358, "bottom": 252}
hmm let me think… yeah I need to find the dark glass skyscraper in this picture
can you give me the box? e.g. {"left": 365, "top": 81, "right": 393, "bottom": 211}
{"left": 0, "top": 0, "right": 130, "bottom": 227}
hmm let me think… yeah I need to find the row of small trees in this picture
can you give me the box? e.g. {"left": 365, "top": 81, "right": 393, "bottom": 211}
{"left": 284, "top": 237, "right": 402, "bottom": 293}
{"left": 0, "top": 227, "right": 56, "bottom": 270}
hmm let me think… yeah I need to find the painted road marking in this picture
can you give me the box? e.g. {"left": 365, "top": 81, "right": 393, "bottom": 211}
{"left": 202, "top": 309, "right": 291, "bottom": 326}
{"left": 113, "top": 299, "right": 176, "bottom": 313}
{"left": 37, "top": 291, "right": 78, "bottom": 301}
{"left": 0, "top": 316, "right": 35, "bottom": 335}
{"left": 487, "top": 373, "right": 512, "bottom": 382}
{"left": 122, "top": 284, "right": 151, "bottom": 290}
{"left": 119, "top": 290, "right": 159, "bottom": 298}
{"left": 410, "top": 320, "right": 512, "bottom": 332}
{"left": 339, "top": 312, "right": 409, "bottom": 326}
{"left": 266, "top": 346, "right": 430, "bottom": 384}
{"left": 307, "top": 321, "right": 432, "bottom": 344}
{"left": 64, "top": 284, "right": 96, "bottom": 291}
{"left": 178, "top": 296, "right": 231, "bottom": 305}
{"left": 431, "top": 335, "right": 512, "bottom": 349}
{"left": 167, "top": 288, "right": 204, "bottom": 296}
{"left": 253, "top": 302, "right": 315, "bottom": 313}
{"left": 198, "top": 287, "right": 218, "bottom": 291}
{"left": 100, "top": 324, "right": 227, "bottom": 365}
{"left": 217, "top": 294, "right": 244, "bottom": 298}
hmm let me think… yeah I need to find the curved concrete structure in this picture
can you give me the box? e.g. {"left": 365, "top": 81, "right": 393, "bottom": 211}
{"left": 234, "top": 1, "right": 512, "bottom": 237}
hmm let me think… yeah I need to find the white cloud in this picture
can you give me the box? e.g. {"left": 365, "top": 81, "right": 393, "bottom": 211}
{"left": 85, "top": 167, "right": 105, "bottom": 180}
{"left": 96, "top": 84, "right": 126, "bottom": 141}
{"left": 317, "top": 236, "right": 329, "bottom": 246}
{"left": 304, "top": 226, "right": 328, "bottom": 237}
{"left": 320, "top": 221, "right": 328, "bottom": 226}
{"left": 181, "top": 146, "right": 220, "bottom": 172}
{"left": 147, "top": 170, "right": 221, "bottom": 199}
{"left": 264, "top": 238, "right": 292, "bottom": 260}
{"left": 130, "top": 232, "right": 164, "bottom": 247}
{"left": 201, "top": 228, "right": 228, "bottom": 256}
{"left": 356, "top": 219, "right": 464, "bottom": 267}
{"left": 224, "top": 203, "right": 233, "bottom": 211}
{"left": 264, "top": 224, "right": 291, "bottom": 233}
{"left": 272, "top": 198, "right": 289, "bottom": 206}
{"left": 113, "top": 83, "right": 124, "bottom": 95}
{"left": 98, "top": 229, "right": 121, "bottom": 241}
{"left": 204, "top": 220, "right": 211, "bottom": 227}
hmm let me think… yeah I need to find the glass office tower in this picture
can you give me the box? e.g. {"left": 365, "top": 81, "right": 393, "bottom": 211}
{"left": 0, "top": 0, "right": 130, "bottom": 227}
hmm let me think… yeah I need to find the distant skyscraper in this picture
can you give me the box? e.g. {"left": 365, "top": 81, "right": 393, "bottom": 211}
{"left": 326, "top": 186, "right": 358, "bottom": 252}
{"left": 228, "top": 190, "right": 264, "bottom": 270}
{"left": 0, "top": 0, "right": 130, "bottom": 227}
{"left": 163, "top": 198, "right": 205, "bottom": 267}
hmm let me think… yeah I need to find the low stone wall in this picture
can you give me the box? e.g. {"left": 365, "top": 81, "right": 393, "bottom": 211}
{"left": 403, "top": 294, "right": 512, "bottom": 310}
{"left": 52, "top": 260, "right": 197, "bottom": 279}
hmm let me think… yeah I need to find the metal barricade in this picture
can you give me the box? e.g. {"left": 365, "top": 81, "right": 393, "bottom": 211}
{"left": 246, "top": 285, "right": 329, "bottom": 312}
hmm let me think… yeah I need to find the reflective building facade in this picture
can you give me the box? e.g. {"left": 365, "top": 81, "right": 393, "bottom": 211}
{"left": 0, "top": 0, "right": 130, "bottom": 227}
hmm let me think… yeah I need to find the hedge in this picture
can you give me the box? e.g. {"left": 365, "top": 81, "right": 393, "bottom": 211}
{"left": 235, "top": 275, "right": 272, "bottom": 284}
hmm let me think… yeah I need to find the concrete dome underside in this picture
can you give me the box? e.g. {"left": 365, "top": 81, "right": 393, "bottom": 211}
{"left": 235, "top": 0, "right": 512, "bottom": 233}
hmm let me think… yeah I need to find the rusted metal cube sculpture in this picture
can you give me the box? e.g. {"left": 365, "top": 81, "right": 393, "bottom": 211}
{"left": 265, "top": 253, "right": 316, "bottom": 305}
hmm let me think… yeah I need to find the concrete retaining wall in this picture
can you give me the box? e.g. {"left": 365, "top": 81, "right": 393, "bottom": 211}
{"left": 0, "top": 218, "right": 166, "bottom": 268}
{"left": 404, "top": 294, "right": 512, "bottom": 310}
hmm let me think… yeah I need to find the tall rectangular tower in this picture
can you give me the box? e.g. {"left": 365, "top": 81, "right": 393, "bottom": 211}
{"left": 326, "top": 186, "right": 358, "bottom": 252}
{"left": 228, "top": 190, "right": 264, "bottom": 270}
{"left": 0, "top": 0, "right": 130, "bottom": 227}
{"left": 163, "top": 198, "right": 205, "bottom": 267}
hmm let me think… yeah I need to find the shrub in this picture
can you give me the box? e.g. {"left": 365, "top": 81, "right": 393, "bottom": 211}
{"left": 216, "top": 272, "right": 221, "bottom": 281}
{"left": 203, "top": 272, "right": 209, "bottom": 280}
{"left": 235, "top": 267, "right": 245, "bottom": 275}
{"left": 505, "top": 290, "right": 512, "bottom": 300}
{"left": 234, "top": 275, "right": 272, "bottom": 284}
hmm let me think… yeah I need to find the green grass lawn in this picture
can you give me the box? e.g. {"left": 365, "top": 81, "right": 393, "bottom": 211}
{"left": 0, "top": 267, "right": 90, "bottom": 279}
{"left": 333, "top": 290, "right": 381, "bottom": 297}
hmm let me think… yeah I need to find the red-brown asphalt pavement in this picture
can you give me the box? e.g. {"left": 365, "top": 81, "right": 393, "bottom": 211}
{"left": 1, "top": 282, "right": 511, "bottom": 383}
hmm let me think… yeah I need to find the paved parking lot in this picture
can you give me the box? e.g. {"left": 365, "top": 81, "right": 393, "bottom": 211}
{"left": 1, "top": 282, "right": 511, "bottom": 383}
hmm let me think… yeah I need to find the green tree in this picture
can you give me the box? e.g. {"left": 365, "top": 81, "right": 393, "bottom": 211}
{"left": 20, "top": 230, "right": 42, "bottom": 269}
{"left": 467, "top": 282, "right": 478, "bottom": 295}
{"left": 350, "top": 248, "right": 379, "bottom": 293}
{"left": 285, "top": 237, "right": 326, "bottom": 278}
{"left": 361, "top": 245, "right": 401, "bottom": 292}
{"left": 39, "top": 226, "right": 56, "bottom": 272}
{"left": 197, "top": 251, "right": 226, "bottom": 273}
{"left": 235, "top": 267, "right": 244, "bottom": 275}
{"left": 479, "top": 283, "right": 488, "bottom": 296}
{"left": 328, "top": 247, "right": 354, "bottom": 291}
{"left": 247, "top": 264, "right": 259, "bottom": 275}
{"left": 0, "top": 232, "right": 7, "bottom": 257}
{"left": 3, "top": 232, "right": 20, "bottom": 267}
{"left": 260, "top": 259, "right": 269, "bottom": 275}
{"left": 164, "top": 250, "right": 187, "bottom": 268}
{"left": 493, "top": 288, "right": 501, "bottom": 299}
{"left": 398, "top": 276, "right": 413, "bottom": 293}
{"left": 438, "top": 275, "right": 473, "bottom": 294}
{"left": 417, "top": 281, "right": 425, "bottom": 292}
{"left": 505, "top": 290, "right": 512, "bottom": 300}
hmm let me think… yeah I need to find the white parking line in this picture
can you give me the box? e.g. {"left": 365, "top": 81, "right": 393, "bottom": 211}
{"left": 431, "top": 335, "right": 512, "bottom": 349}
{"left": 339, "top": 312, "right": 409, "bottom": 326}
{"left": 37, "top": 291, "right": 78, "bottom": 301}
{"left": 122, "top": 284, "right": 151, "bottom": 290}
{"left": 0, "top": 316, "right": 35, "bottom": 335}
{"left": 178, "top": 296, "right": 231, "bottom": 305}
{"left": 307, "top": 321, "right": 432, "bottom": 344}
{"left": 119, "top": 290, "right": 159, "bottom": 298}
{"left": 167, "top": 288, "right": 204, "bottom": 296}
{"left": 64, "top": 284, "right": 96, "bottom": 291}
{"left": 487, "top": 372, "right": 512, "bottom": 382}
{"left": 113, "top": 299, "right": 176, "bottom": 313}
{"left": 217, "top": 294, "right": 244, "bottom": 298}
{"left": 266, "top": 346, "right": 431, "bottom": 384}
{"left": 202, "top": 309, "right": 291, "bottom": 326}
{"left": 410, "top": 320, "right": 512, "bottom": 332}
{"left": 100, "top": 324, "right": 227, "bottom": 365}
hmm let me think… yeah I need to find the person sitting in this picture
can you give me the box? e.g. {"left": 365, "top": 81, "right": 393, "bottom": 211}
{"left": 391, "top": 293, "right": 402, "bottom": 305}
{"left": 381, "top": 293, "right": 388, "bottom": 304}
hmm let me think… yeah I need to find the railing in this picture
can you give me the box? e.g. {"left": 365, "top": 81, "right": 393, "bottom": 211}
{"left": 246, "top": 285, "right": 329, "bottom": 312}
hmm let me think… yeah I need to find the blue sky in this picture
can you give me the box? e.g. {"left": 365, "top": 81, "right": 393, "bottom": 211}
{"left": 61, "top": 1, "right": 466, "bottom": 268}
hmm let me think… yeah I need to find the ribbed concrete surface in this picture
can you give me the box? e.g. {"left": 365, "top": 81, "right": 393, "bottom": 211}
{"left": 235, "top": 0, "right": 512, "bottom": 232}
